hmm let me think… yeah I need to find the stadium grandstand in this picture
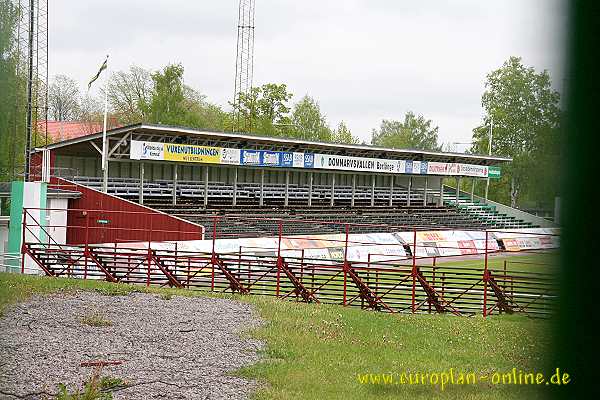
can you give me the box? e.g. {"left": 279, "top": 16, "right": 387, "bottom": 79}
{"left": 0, "top": 123, "right": 558, "bottom": 317}
{"left": 33, "top": 123, "right": 553, "bottom": 239}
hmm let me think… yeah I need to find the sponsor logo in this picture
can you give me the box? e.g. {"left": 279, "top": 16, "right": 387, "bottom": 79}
{"left": 165, "top": 144, "right": 219, "bottom": 156}
{"left": 242, "top": 150, "right": 261, "bottom": 165}
{"left": 142, "top": 142, "right": 162, "bottom": 158}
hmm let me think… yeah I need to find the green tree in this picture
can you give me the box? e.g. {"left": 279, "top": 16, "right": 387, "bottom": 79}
{"left": 232, "top": 83, "right": 293, "bottom": 135}
{"left": 146, "top": 64, "right": 189, "bottom": 125}
{"left": 290, "top": 95, "right": 332, "bottom": 142}
{"left": 332, "top": 121, "right": 359, "bottom": 144}
{"left": 0, "top": 0, "right": 25, "bottom": 181}
{"left": 471, "top": 56, "right": 561, "bottom": 208}
{"left": 181, "top": 85, "right": 230, "bottom": 131}
{"left": 371, "top": 112, "right": 441, "bottom": 151}
{"left": 107, "top": 65, "right": 153, "bottom": 124}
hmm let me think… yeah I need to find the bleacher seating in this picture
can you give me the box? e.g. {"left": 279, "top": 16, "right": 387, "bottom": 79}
{"left": 70, "top": 176, "right": 537, "bottom": 237}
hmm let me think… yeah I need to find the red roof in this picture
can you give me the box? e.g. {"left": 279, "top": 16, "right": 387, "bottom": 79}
{"left": 37, "top": 120, "right": 120, "bottom": 142}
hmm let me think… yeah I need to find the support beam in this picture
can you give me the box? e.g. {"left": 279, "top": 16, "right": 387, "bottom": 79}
{"left": 389, "top": 175, "right": 394, "bottom": 207}
{"left": 471, "top": 178, "right": 476, "bottom": 202}
{"left": 407, "top": 177, "right": 412, "bottom": 206}
{"left": 284, "top": 170, "right": 290, "bottom": 207}
{"left": 232, "top": 167, "right": 238, "bottom": 206}
{"left": 423, "top": 177, "right": 428, "bottom": 206}
{"left": 371, "top": 175, "right": 375, "bottom": 207}
{"left": 351, "top": 174, "right": 356, "bottom": 207}
{"left": 204, "top": 165, "right": 209, "bottom": 208}
{"left": 90, "top": 141, "right": 102, "bottom": 155}
{"left": 308, "top": 172, "right": 313, "bottom": 207}
{"left": 259, "top": 169, "right": 265, "bottom": 207}
{"left": 108, "top": 132, "right": 130, "bottom": 157}
{"left": 172, "top": 164, "right": 178, "bottom": 206}
{"left": 139, "top": 162, "right": 144, "bottom": 205}
{"left": 330, "top": 174, "right": 336, "bottom": 207}
{"left": 456, "top": 177, "right": 461, "bottom": 203}
{"left": 439, "top": 178, "right": 444, "bottom": 206}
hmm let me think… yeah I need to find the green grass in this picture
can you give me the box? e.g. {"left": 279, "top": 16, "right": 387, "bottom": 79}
{"left": 0, "top": 272, "right": 554, "bottom": 399}
{"left": 239, "top": 299, "right": 553, "bottom": 400}
{"left": 436, "top": 252, "right": 558, "bottom": 273}
{"left": 80, "top": 312, "right": 113, "bottom": 327}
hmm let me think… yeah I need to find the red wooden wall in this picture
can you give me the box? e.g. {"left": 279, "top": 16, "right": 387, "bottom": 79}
{"left": 51, "top": 178, "right": 204, "bottom": 245}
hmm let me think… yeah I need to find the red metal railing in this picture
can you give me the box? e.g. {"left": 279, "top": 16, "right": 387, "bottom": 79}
{"left": 19, "top": 207, "right": 559, "bottom": 318}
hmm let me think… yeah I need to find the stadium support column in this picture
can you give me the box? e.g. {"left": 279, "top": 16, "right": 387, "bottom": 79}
{"left": 371, "top": 175, "right": 375, "bottom": 207}
{"left": 407, "top": 177, "right": 412, "bottom": 206}
{"left": 204, "top": 166, "right": 209, "bottom": 208}
{"left": 172, "top": 164, "right": 178, "bottom": 206}
{"left": 284, "top": 170, "right": 290, "bottom": 207}
{"left": 259, "top": 169, "right": 265, "bottom": 207}
{"left": 456, "top": 177, "right": 461, "bottom": 203}
{"left": 330, "top": 174, "right": 336, "bottom": 207}
{"left": 438, "top": 178, "right": 444, "bottom": 206}
{"left": 308, "top": 172, "right": 313, "bottom": 207}
{"left": 232, "top": 167, "right": 238, "bottom": 206}
{"left": 389, "top": 175, "right": 394, "bottom": 207}
{"left": 351, "top": 174, "right": 356, "bottom": 208}
{"left": 423, "top": 177, "right": 428, "bottom": 206}
{"left": 139, "top": 163, "right": 144, "bottom": 205}
{"left": 471, "top": 178, "right": 475, "bottom": 202}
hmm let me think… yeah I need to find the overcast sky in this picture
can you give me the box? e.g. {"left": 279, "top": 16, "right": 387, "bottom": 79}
{"left": 49, "top": 0, "right": 567, "bottom": 150}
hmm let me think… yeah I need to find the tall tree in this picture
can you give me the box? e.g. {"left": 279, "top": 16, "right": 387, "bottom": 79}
{"left": 146, "top": 64, "right": 192, "bottom": 126}
{"left": 181, "top": 85, "right": 230, "bottom": 131}
{"left": 332, "top": 121, "right": 359, "bottom": 144}
{"left": 0, "top": 0, "right": 25, "bottom": 182}
{"left": 371, "top": 112, "right": 440, "bottom": 151}
{"left": 48, "top": 75, "right": 80, "bottom": 121}
{"left": 232, "top": 83, "right": 293, "bottom": 135}
{"left": 471, "top": 56, "right": 561, "bottom": 208}
{"left": 107, "top": 65, "right": 153, "bottom": 124}
{"left": 290, "top": 95, "right": 332, "bottom": 142}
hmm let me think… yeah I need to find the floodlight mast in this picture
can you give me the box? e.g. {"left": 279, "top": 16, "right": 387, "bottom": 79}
{"left": 232, "top": 0, "right": 256, "bottom": 134}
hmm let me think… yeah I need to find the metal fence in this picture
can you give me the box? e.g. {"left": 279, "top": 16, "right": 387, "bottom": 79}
{"left": 18, "top": 207, "right": 558, "bottom": 318}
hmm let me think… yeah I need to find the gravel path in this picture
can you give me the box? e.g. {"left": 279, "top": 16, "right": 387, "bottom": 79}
{"left": 0, "top": 291, "right": 264, "bottom": 399}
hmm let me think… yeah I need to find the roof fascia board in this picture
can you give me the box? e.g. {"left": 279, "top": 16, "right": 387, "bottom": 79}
{"left": 45, "top": 123, "right": 512, "bottom": 163}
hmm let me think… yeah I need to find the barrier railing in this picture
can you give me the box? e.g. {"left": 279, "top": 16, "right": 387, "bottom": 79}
{"left": 18, "top": 207, "right": 559, "bottom": 318}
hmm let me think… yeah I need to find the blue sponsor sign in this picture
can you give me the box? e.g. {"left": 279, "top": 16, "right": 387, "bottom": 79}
{"left": 405, "top": 160, "right": 413, "bottom": 174}
{"left": 281, "top": 152, "right": 294, "bottom": 167}
{"left": 304, "top": 153, "right": 315, "bottom": 168}
{"left": 420, "top": 161, "right": 428, "bottom": 174}
{"left": 241, "top": 149, "right": 262, "bottom": 165}
{"left": 261, "top": 151, "right": 281, "bottom": 166}
{"left": 240, "top": 150, "right": 296, "bottom": 167}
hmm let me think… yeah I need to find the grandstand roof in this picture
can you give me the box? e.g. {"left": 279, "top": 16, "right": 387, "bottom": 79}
{"left": 41, "top": 123, "right": 511, "bottom": 165}
{"left": 37, "top": 121, "right": 104, "bottom": 142}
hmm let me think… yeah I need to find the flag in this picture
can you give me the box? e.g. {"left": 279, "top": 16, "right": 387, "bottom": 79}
{"left": 88, "top": 56, "right": 108, "bottom": 90}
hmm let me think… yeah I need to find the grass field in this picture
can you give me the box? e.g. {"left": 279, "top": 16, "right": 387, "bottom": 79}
{"left": 0, "top": 272, "right": 555, "bottom": 399}
{"left": 436, "top": 251, "right": 558, "bottom": 272}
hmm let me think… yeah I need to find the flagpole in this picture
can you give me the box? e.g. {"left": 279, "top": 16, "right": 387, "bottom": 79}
{"left": 101, "top": 55, "right": 109, "bottom": 193}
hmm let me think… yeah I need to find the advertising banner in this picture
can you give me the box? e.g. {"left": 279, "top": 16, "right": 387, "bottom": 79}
{"left": 130, "top": 140, "right": 498, "bottom": 177}
{"left": 163, "top": 143, "right": 222, "bottom": 163}
{"left": 313, "top": 154, "right": 404, "bottom": 174}
{"left": 488, "top": 166, "right": 502, "bottom": 179}
{"left": 458, "top": 164, "right": 489, "bottom": 178}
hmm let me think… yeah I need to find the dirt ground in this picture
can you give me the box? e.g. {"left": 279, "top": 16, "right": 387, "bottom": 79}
{"left": 0, "top": 291, "right": 264, "bottom": 399}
